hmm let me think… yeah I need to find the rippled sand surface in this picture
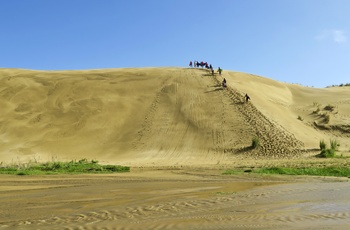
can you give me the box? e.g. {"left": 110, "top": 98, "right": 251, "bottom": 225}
{"left": 1, "top": 168, "right": 349, "bottom": 229}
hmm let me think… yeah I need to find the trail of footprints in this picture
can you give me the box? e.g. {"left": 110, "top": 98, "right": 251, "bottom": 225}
{"left": 134, "top": 69, "right": 303, "bottom": 159}
{"left": 133, "top": 76, "right": 169, "bottom": 150}
{"left": 212, "top": 76, "right": 304, "bottom": 158}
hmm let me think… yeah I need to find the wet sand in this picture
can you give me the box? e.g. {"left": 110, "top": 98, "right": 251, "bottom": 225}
{"left": 1, "top": 168, "right": 349, "bottom": 229}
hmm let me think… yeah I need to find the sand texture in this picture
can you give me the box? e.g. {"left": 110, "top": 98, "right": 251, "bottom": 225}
{"left": 1, "top": 169, "right": 350, "bottom": 229}
{"left": 0, "top": 67, "right": 350, "bottom": 229}
{"left": 1, "top": 67, "right": 349, "bottom": 164}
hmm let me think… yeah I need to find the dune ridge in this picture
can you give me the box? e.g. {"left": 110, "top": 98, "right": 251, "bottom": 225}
{"left": 0, "top": 67, "right": 349, "bottom": 166}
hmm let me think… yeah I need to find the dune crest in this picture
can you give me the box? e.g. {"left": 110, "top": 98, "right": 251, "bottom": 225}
{"left": 0, "top": 67, "right": 349, "bottom": 165}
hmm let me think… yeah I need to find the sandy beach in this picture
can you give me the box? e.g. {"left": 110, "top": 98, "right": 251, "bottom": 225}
{"left": 0, "top": 67, "right": 349, "bottom": 229}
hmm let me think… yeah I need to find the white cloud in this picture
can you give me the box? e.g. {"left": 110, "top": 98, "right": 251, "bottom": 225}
{"left": 315, "top": 29, "right": 347, "bottom": 43}
{"left": 333, "top": 30, "right": 347, "bottom": 43}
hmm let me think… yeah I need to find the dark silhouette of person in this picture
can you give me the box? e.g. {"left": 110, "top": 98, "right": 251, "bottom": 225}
{"left": 222, "top": 78, "right": 227, "bottom": 88}
{"left": 245, "top": 93, "right": 251, "bottom": 102}
{"left": 218, "top": 67, "right": 222, "bottom": 75}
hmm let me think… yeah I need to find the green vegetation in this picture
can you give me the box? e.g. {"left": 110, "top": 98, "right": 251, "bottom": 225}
{"left": 328, "top": 83, "right": 350, "bottom": 88}
{"left": 319, "top": 139, "right": 339, "bottom": 158}
{"left": 224, "top": 167, "right": 350, "bottom": 177}
{"left": 320, "top": 148, "right": 336, "bottom": 158}
{"left": 330, "top": 139, "right": 339, "bottom": 150}
{"left": 251, "top": 137, "right": 260, "bottom": 149}
{"left": 0, "top": 159, "right": 130, "bottom": 175}
{"left": 224, "top": 139, "right": 346, "bottom": 177}
{"left": 319, "top": 139, "right": 326, "bottom": 150}
{"left": 253, "top": 167, "right": 350, "bottom": 177}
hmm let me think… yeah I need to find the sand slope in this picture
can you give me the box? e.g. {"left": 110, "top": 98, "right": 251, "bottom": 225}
{"left": 0, "top": 67, "right": 349, "bottom": 166}
{"left": 1, "top": 67, "right": 350, "bottom": 229}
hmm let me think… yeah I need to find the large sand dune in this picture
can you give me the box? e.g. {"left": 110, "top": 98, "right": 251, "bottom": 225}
{"left": 0, "top": 67, "right": 349, "bottom": 165}
{"left": 1, "top": 67, "right": 350, "bottom": 229}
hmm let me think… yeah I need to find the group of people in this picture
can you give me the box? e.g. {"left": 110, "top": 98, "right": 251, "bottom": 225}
{"left": 189, "top": 61, "right": 223, "bottom": 76}
{"left": 188, "top": 61, "right": 250, "bottom": 103}
{"left": 189, "top": 61, "right": 213, "bottom": 70}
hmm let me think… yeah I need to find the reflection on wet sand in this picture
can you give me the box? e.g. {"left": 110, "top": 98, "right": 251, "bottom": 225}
{"left": 0, "top": 169, "right": 349, "bottom": 229}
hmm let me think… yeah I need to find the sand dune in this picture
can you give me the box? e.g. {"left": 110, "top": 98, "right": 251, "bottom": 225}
{"left": 1, "top": 67, "right": 350, "bottom": 229}
{"left": 0, "top": 67, "right": 349, "bottom": 165}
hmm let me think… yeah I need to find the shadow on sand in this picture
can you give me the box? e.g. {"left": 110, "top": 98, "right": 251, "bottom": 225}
{"left": 236, "top": 146, "right": 255, "bottom": 154}
{"left": 234, "top": 101, "right": 246, "bottom": 105}
{"left": 205, "top": 88, "right": 223, "bottom": 93}
{"left": 202, "top": 73, "right": 216, "bottom": 77}
{"left": 205, "top": 84, "right": 224, "bottom": 93}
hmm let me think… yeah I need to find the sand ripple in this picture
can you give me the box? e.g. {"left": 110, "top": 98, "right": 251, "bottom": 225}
{"left": 1, "top": 173, "right": 349, "bottom": 230}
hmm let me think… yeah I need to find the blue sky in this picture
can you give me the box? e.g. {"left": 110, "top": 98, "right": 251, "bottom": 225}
{"left": 1, "top": 0, "right": 349, "bottom": 87}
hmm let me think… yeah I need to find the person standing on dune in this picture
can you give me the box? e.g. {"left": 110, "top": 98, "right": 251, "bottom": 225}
{"left": 245, "top": 93, "right": 251, "bottom": 103}
{"left": 222, "top": 78, "right": 227, "bottom": 88}
{"left": 218, "top": 67, "right": 222, "bottom": 75}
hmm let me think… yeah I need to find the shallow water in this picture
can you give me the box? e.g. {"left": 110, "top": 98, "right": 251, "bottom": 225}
{"left": 0, "top": 170, "right": 349, "bottom": 229}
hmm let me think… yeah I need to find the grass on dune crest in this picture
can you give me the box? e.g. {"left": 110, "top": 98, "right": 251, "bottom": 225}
{"left": 0, "top": 158, "right": 130, "bottom": 175}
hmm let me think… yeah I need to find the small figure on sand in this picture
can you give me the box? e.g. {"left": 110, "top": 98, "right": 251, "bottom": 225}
{"left": 189, "top": 61, "right": 193, "bottom": 67}
{"left": 222, "top": 78, "right": 227, "bottom": 88}
{"left": 245, "top": 93, "right": 250, "bottom": 103}
{"left": 218, "top": 67, "right": 222, "bottom": 75}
